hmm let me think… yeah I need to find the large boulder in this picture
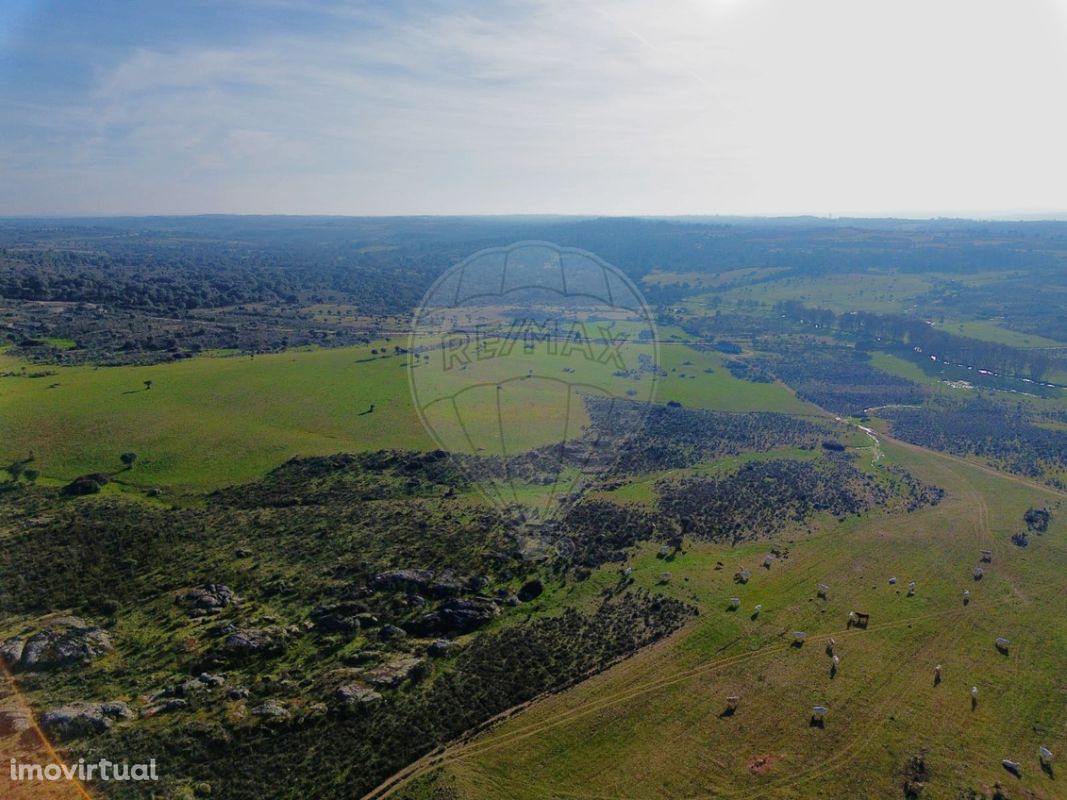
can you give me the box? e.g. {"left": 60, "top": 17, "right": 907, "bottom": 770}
{"left": 214, "top": 628, "right": 285, "bottom": 662}
{"left": 39, "top": 702, "right": 133, "bottom": 740}
{"left": 12, "top": 618, "right": 112, "bottom": 671}
{"left": 410, "top": 598, "right": 500, "bottom": 635}
{"left": 0, "top": 637, "right": 25, "bottom": 667}
{"left": 334, "top": 683, "right": 383, "bottom": 708}
{"left": 176, "top": 584, "right": 235, "bottom": 616}
{"left": 250, "top": 700, "right": 289, "bottom": 719}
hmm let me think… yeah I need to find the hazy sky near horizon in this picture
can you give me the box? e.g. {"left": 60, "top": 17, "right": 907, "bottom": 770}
{"left": 2, "top": 0, "right": 1067, "bottom": 217}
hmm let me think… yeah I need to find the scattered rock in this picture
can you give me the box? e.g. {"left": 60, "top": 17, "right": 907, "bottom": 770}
{"left": 234, "top": 547, "right": 253, "bottom": 558}
{"left": 227, "top": 687, "right": 250, "bottom": 700}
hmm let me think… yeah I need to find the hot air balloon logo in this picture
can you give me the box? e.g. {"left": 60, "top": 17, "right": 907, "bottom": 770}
{"left": 408, "top": 241, "right": 659, "bottom": 556}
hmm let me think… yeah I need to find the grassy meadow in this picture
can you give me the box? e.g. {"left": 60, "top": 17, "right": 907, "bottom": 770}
{"left": 392, "top": 440, "right": 1067, "bottom": 800}
{"left": 0, "top": 337, "right": 816, "bottom": 492}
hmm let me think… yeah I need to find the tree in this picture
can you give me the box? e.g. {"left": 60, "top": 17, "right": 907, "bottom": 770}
{"left": 121, "top": 452, "right": 138, "bottom": 469}
{"left": 144, "top": 380, "right": 153, "bottom": 390}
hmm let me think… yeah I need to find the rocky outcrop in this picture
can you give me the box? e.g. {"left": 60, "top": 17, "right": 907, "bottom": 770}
{"left": 409, "top": 598, "right": 499, "bottom": 635}
{"left": 39, "top": 702, "right": 133, "bottom": 740}
{"left": 334, "top": 683, "right": 383, "bottom": 708}
{"left": 2, "top": 617, "right": 113, "bottom": 671}
{"left": 176, "top": 584, "right": 235, "bottom": 616}
{"left": 362, "top": 658, "right": 427, "bottom": 689}
{"left": 250, "top": 700, "right": 289, "bottom": 718}
{"left": 221, "top": 628, "right": 284, "bottom": 658}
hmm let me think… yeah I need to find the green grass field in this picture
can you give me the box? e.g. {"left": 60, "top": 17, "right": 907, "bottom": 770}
{"left": 390, "top": 440, "right": 1067, "bottom": 800}
{"left": 0, "top": 340, "right": 815, "bottom": 492}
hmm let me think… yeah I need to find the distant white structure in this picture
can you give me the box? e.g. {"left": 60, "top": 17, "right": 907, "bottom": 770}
{"left": 980, "top": 549, "right": 993, "bottom": 563}
{"left": 1040, "top": 746, "right": 1054, "bottom": 763}
{"left": 730, "top": 596, "right": 741, "bottom": 610}
{"left": 817, "top": 583, "right": 829, "bottom": 599}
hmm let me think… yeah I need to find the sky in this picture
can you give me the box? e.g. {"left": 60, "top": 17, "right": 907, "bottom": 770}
{"left": 1, "top": 0, "right": 1067, "bottom": 217}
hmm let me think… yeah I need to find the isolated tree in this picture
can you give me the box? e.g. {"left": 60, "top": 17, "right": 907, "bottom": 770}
{"left": 120, "top": 452, "right": 138, "bottom": 469}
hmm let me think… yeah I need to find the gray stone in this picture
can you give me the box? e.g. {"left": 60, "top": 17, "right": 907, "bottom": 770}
{"left": 39, "top": 701, "right": 133, "bottom": 740}
{"left": 334, "top": 683, "right": 383, "bottom": 706}
{"left": 17, "top": 621, "right": 112, "bottom": 671}
{"left": 250, "top": 700, "right": 289, "bottom": 718}
{"left": 176, "top": 584, "right": 235, "bottom": 615}
{"left": 363, "top": 658, "right": 426, "bottom": 689}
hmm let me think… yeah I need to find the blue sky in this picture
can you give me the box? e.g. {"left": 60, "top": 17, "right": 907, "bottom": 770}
{"left": 2, "top": 0, "right": 1067, "bottom": 216}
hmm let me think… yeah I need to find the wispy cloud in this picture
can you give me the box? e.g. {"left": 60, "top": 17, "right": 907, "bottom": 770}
{"left": 2, "top": 0, "right": 1066, "bottom": 215}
